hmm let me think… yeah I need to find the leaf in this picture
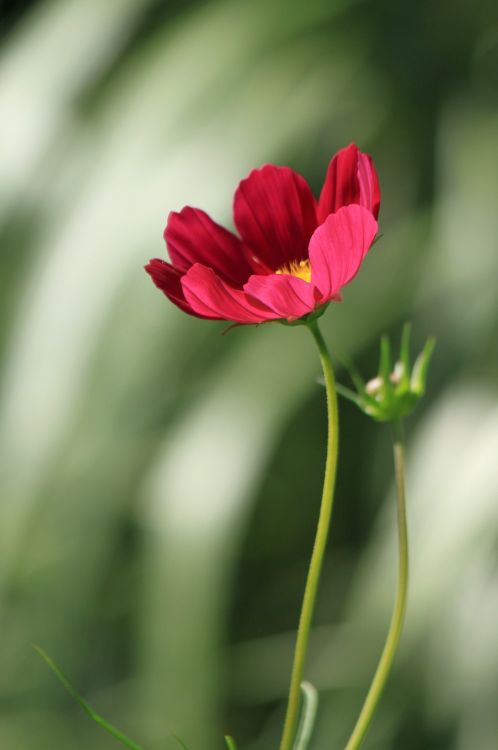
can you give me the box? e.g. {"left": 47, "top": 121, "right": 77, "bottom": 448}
{"left": 399, "top": 322, "right": 412, "bottom": 387}
{"left": 33, "top": 645, "right": 145, "bottom": 750}
{"left": 411, "top": 337, "right": 436, "bottom": 395}
{"left": 292, "top": 681, "right": 318, "bottom": 750}
{"left": 335, "top": 382, "right": 363, "bottom": 407}
{"left": 334, "top": 349, "right": 366, "bottom": 394}
{"left": 224, "top": 735, "right": 238, "bottom": 750}
{"left": 172, "top": 734, "right": 191, "bottom": 750}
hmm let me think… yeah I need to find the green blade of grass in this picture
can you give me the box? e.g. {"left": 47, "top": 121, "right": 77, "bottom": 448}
{"left": 33, "top": 645, "right": 145, "bottom": 750}
{"left": 292, "top": 681, "right": 318, "bottom": 750}
{"left": 172, "top": 734, "right": 191, "bottom": 750}
{"left": 224, "top": 735, "right": 238, "bottom": 750}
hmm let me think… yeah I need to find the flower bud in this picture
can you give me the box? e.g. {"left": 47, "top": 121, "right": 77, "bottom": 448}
{"left": 337, "top": 324, "right": 435, "bottom": 422}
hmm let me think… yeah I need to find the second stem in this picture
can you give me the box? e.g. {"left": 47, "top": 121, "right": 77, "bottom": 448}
{"left": 344, "top": 422, "right": 409, "bottom": 750}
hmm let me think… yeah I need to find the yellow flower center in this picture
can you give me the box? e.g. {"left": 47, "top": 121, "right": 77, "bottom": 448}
{"left": 275, "top": 259, "right": 311, "bottom": 283}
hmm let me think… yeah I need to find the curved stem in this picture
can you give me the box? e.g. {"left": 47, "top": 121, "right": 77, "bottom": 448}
{"left": 344, "top": 420, "right": 409, "bottom": 750}
{"left": 279, "top": 320, "right": 339, "bottom": 750}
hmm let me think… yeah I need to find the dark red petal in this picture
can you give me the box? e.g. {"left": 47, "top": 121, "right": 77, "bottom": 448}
{"left": 164, "top": 207, "right": 251, "bottom": 287}
{"left": 244, "top": 273, "right": 317, "bottom": 320}
{"left": 181, "top": 264, "right": 277, "bottom": 324}
{"left": 309, "top": 205, "right": 378, "bottom": 302}
{"left": 233, "top": 165, "right": 318, "bottom": 270}
{"left": 317, "top": 144, "right": 380, "bottom": 222}
{"left": 145, "top": 259, "right": 215, "bottom": 319}
{"left": 357, "top": 152, "right": 381, "bottom": 219}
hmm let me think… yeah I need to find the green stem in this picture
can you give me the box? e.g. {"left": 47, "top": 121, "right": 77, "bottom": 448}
{"left": 279, "top": 320, "right": 339, "bottom": 750}
{"left": 344, "top": 420, "right": 409, "bottom": 750}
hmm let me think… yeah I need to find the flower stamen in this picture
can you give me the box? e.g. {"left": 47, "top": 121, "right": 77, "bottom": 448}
{"left": 276, "top": 259, "right": 312, "bottom": 283}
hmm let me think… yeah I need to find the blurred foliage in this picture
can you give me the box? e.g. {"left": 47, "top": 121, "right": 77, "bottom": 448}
{"left": 1, "top": 1, "right": 498, "bottom": 749}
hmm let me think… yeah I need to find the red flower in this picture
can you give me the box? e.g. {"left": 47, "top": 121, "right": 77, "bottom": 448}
{"left": 145, "top": 144, "right": 380, "bottom": 324}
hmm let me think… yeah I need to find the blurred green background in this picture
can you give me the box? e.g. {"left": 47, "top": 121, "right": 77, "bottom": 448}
{"left": 1, "top": 1, "right": 498, "bottom": 748}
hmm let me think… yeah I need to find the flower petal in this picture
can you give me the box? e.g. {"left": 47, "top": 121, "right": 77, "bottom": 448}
{"left": 233, "top": 165, "right": 317, "bottom": 269}
{"left": 181, "top": 264, "right": 276, "bottom": 324}
{"left": 309, "top": 205, "right": 378, "bottom": 302}
{"left": 164, "top": 207, "right": 250, "bottom": 286}
{"left": 317, "top": 144, "right": 380, "bottom": 222}
{"left": 244, "top": 274, "right": 317, "bottom": 320}
{"left": 145, "top": 259, "right": 212, "bottom": 318}
{"left": 357, "top": 151, "right": 381, "bottom": 219}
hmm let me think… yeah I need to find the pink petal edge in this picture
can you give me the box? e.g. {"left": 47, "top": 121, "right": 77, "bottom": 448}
{"left": 309, "top": 205, "right": 378, "bottom": 302}
{"left": 244, "top": 273, "right": 317, "bottom": 320}
{"left": 181, "top": 264, "right": 276, "bottom": 324}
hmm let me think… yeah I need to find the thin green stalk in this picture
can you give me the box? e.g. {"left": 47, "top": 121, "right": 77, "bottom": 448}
{"left": 279, "top": 320, "right": 339, "bottom": 750}
{"left": 34, "top": 645, "right": 144, "bottom": 750}
{"left": 344, "top": 421, "right": 409, "bottom": 750}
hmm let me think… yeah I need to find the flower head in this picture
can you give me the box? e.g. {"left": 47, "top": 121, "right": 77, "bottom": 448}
{"left": 337, "top": 324, "right": 436, "bottom": 422}
{"left": 146, "top": 144, "right": 380, "bottom": 324}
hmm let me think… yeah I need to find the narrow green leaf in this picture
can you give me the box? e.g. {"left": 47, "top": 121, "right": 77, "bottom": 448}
{"left": 378, "top": 335, "right": 394, "bottom": 404}
{"left": 224, "top": 735, "right": 238, "bottom": 750}
{"left": 292, "top": 681, "right": 318, "bottom": 750}
{"left": 334, "top": 350, "right": 366, "bottom": 393}
{"left": 335, "top": 382, "right": 363, "bottom": 406}
{"left": 411, "top": 337, "right": 436, "bottom": 395}
{"left": 172, "top": 735, "right": 191, "bottom": 750}
{"left": 399, "top": 323, "right": 412, "bottom": 386}
{"left": 379, "top": 335, "right": 392, "bottom": 382}
{"left": 33, "top": 645, "right": 145, "bottom": 750}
